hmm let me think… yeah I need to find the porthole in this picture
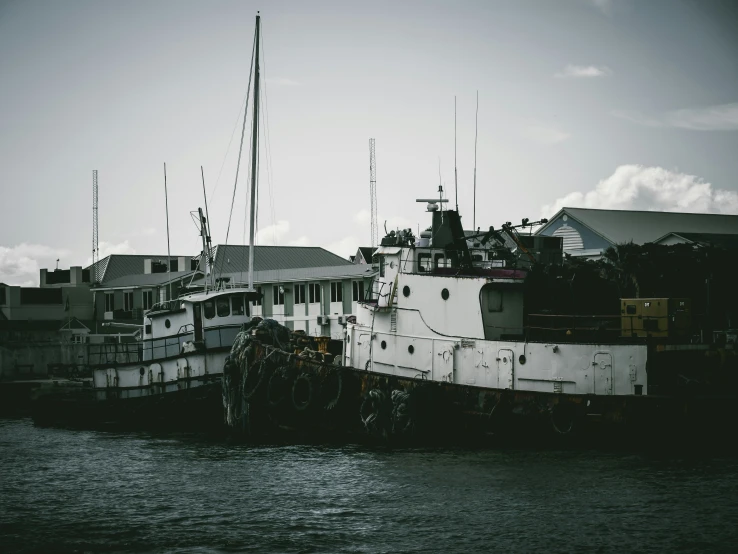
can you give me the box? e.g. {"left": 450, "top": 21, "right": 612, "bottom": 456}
{"left": 403, "top": 285, "right": 410, "bottom": 297}
{"left": 441, "top": 288, "right": 449, "bottom": 300}
{"left": 139, "top": 367, "right": 145, "bottom": 376}
{"left": 408, "top": 345, "right": 415, "bottom": 354}
{"left": 165, "top": 319, "right": 171, "bottom": 328}
{"left": 519, "top": 354, "right": 527, "bottom": 365}
{"left": 381, "top": 340, "right": 387, "bottom": 350}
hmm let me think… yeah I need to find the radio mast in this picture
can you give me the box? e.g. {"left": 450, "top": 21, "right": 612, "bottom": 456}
{"left": 369, "top": 138, "right": 378, "bottom": 248}
{"left": 92, "top": 170, "right": 99, "bottom": 283}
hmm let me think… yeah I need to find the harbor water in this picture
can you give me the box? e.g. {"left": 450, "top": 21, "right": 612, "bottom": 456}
{"left": 1, "top": 418, "right": 737, "bottom": 553}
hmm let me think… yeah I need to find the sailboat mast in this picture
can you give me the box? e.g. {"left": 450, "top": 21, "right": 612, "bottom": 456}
{"left": 247, "top": 13, "right": 261, "bottom": 291}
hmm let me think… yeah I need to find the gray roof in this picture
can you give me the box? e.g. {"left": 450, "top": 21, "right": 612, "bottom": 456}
{"left": 193, "top": 264, "right": 376, "bottom": 287}
{"left": 538, "top": 207, "right": 738, "bottom": 245}
{"left": 86, "top": 254, "right": 191, "bottom": 284}
{"left": 95, "top": 270, "right": 200, "bottom": 290}
{"left": 210, "top": 245, "right": 352, "bottom": 274}
{"left": 655, "top": 232, "right": 738, "bottom": 249}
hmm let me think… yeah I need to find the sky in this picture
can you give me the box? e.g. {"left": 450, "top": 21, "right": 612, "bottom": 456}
{"left": 1, "top": 0, "right": 737, "bottom": 286}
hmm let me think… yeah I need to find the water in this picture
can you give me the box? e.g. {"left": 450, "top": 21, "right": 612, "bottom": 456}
{"left": 1, "top": 419, "right": 737, "bottom": 553}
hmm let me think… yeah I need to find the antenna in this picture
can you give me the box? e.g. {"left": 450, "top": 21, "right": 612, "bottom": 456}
{"left": 201, "top": 166, "right": 214, "bottom": 290}
{"left": 454, "top": 96, "right": 458, "bottom": 212}
{"left": 473, "top": 90, "right": 479, "bottom": 231}
{"left": 369, "top": 138, "right": 378, "bottom": 248}
{"left": 92, "top": 170, "right": 99, "bottom": 282}
{"left": 164, "top": 162, "right": 172, "bottom": 302}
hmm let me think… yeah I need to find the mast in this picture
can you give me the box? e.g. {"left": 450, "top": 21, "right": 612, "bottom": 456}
{"left": 473, "top": 90, "right": 478, "bottom": 231}
{"left": 247, "top": 13, "right": 260, "bottom": 291}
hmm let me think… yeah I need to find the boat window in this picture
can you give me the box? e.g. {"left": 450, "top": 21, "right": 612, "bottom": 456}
{"left": 232, "top": 295, "right": 245, "bottom": 316}
{"left": 434, "top": 253, "right": 446, "bottom": 268}
{"left": 379, "top": 256, "right": 385, "bottom": 277}
{"left": 487, "top": 289, "right": 503, "bottom": 312}
{"left": 417, "top": 254, "right": 431, "bottom": 273}
{"left": 203, "top": 300, "right": 215, "bottom": 320}
{"left": 217, "top": 297, "right": 230, "bottom": 317}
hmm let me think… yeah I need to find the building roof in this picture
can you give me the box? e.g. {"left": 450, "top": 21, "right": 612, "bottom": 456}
{"left": 358, "top": 247, "right": 376, "bottom": 263}
{"left": 210, "top": 245, "right": 352, "bottom": 274}
{"left": 86, "top": 254, "right": 191, "bottom": 284}
{"left": 537, "top": 207, "right": 738, "bottom": 246}
{"left": 193, "top": 264, "right": 376, "bottom": 287}
{"left": 95, "top": 270, "right": 200, "bottom": 290}
{"left": 654, "top": 232, "right": 738, "bottom": 249}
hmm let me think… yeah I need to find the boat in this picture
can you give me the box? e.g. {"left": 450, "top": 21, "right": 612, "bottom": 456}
{"left": 32, "top": 14, "right": 265, "bottom": 430}
{"left": 222, "top": 197, "right": 738, "bottom": 446}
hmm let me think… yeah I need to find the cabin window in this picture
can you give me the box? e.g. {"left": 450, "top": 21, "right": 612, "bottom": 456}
{"left": 352, "top": 281, "right": 365, "bottom": 301}
{"left": 203, "top": 300, "right": 215, "bottom": 319}
{"left": 253, "top": 286, "right": 262, "bottom": 306}
{"left": 472, "top": 254, "right": 483, "bottom": 262}
{"left": 142, "top": 290, "right": 153, "bottom": 310}
{"left": 487, "top": 289, "right": 503, "bottom": 312}
{"left": 217, "top": 297, "right": 230, "bottom": 317}
{"left": 273, "top": 285, "right": 285, "bottom": 306}
{"left": 105, "top": 293, "right": 114, "bottom": 312}
{"left": 417, "top": 254, "right": 432, "bottom": 273}
{"left": 294, "top": 284, "right": 306, "bottom": 304}
{"left": 435, "top": 253, "right": 450, "bottom": 268}
{"left": 331, "top": 282, "right": 342, "bottom": 302}
{"left": 308, "top": 283, "right": 321, "bottom": 303}
{"left": 379, "top": 256, "right": 385, "bottom": 277}
{"left": 232, "top": 295, "right": 245, "bottom": 316}
{"left": 124, "top": 291, "right": 134, "bottom": 312}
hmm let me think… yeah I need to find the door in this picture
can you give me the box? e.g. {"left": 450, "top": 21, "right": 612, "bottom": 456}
{"left": 193, "top": 303, "right": 203, "bottom": 342}
{"left": 497, "top": 349, "right": 514, "bottom": 390}
{"left": 593, "top": 352, "right": 613, "bottom": 395}
{"left": 433, "top": 340, "right": 456, "bottom": 382}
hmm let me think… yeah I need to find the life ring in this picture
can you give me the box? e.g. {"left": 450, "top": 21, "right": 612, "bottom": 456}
{"left": 322, "top": 368, "right": 344, "bottom": 411}
{"left": 291, "top": 372, "right": 320, "bottom": 412}
{"left": 267, "top": 365, "right": 294, "bottom": 408}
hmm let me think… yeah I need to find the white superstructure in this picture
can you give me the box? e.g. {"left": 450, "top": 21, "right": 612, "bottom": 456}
{"left": 344, "top": 202, "right": 648, "bottom": 397}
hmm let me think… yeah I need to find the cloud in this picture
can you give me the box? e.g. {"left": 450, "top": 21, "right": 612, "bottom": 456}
{"left": 265, "top": 77, "right": 300, "bottom": 87}
{"left": 255, "top": 220, "right": 309, "bottom": 246}
{"left": 325, "top": 236, "right": 360, "bottom": 259}
{"left": 521, "top": 125, "right": 570, "bottom": 145}
{"left": 541, "top": 164, "right": 738, "bottom": 218}
{"left": 0, "top": 243, "right": 71, "bottom": 287}
{"left": 555, "top": 64, "right": 612, "bottom": 78}
{"left": 84, "top": 240, "right": 137, "bottom": 266}
{"left": 354, "top": 209, "right": 370, "bottom": 225}
{"left": 613, "top": 102, "right": 738, "bottom": 131}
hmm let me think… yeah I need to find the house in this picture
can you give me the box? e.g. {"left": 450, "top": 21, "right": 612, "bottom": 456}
{"left": 535, "top": 207, "right": 738, "bottom": 258}
{"left": 653, "top": 232, "right": 738, "bottom": 249}
{"left": 352, "top": 247, "right": 376, "bottom": 265}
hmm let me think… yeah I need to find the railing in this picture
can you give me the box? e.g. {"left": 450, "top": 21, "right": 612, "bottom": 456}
{"left": 88, "top": 342, "right": 142, "bottom": 366}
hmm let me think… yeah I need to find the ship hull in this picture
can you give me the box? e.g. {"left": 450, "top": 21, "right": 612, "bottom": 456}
{"left": 225, "top": 341, "right": 738, "bottom": 448}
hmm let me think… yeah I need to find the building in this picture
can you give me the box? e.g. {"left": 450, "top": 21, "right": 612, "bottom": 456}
{"left": 351, "top": 247, "right": 376, "bottom": 265}
{"left": 535, "top": 207, "right": 738, "bottom": 258}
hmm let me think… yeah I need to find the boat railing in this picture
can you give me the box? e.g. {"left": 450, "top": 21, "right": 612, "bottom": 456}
{"left": 88, "top": 342, "right": 142, "bottom": 366}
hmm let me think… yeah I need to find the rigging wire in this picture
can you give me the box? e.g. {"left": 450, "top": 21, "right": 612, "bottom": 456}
{"left": 209, "top": 90, "right": 249, "bottom": 202}
{"left": 218, "top": 29, "right": 257, "bottom": 284}
{"left": 259, "top": 28, "right": 278, "bottom": 248}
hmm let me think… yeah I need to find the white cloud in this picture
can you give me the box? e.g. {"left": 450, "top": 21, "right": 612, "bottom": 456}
{"left": 255, "top": 220, "right": 309, "bottom": 246}
{"left": 521, "top": 125, "right": 570, "bottom": 145}
{"left": 0, "top": 243, "right": 71, "bottom": 286}
{"left": 354, "top": 209, "right": 371, "bottom": 225}
{"left": 325, "top": 235, "right": 360, "bottom": 259}
{"left": 265, "top": 77, "right": 300, "bottom": 87}
{"left": 613, "top": 103, "right": 738, "bottom": 131}
{"left": 555, "top": 64, "right": 612, "bottom": 78}
{"left": 541, "top": 164, "right": 738, "bottom": 218}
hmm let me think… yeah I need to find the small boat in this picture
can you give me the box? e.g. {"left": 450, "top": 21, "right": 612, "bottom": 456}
{"left": 32, "top": 14, "right": 265, "bottom": 430}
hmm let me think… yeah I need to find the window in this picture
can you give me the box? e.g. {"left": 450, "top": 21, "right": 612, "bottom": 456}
{"left": 294, "top": 284, "right": 306, "bottom": 304}
{"left": 308, "top": 283, "right": 321, "bottom": 303}
{"left": 216, "top": 297, "right": 230, "bottom": 317}
{"left": 273, "top": 285, "right": 285, "bottom": 306}
{"left": 418, "top": 254, "right": 431, "bottom": 273}
{"left": 170, "top": 259, "right": 179, "bottom": 272}
{"left": 331, "top": 282, "right": 342, "bottom": 302}
{"left": 379, "top": 256, "right": 385, "bottom": 277}
{"left": 0, "top": 287, "right": 5, "bottom": 305}
{"left": 204, "top": 300, "right": 215, "bottom": 319}
{"left": 142, "top": 290, "right": 153, "bottom": 310}
{"left": 487, "top": 289, "right": 503, "bottom": 312}
{"left": 253, "top": 286, "right": 262, "bottom": 306}
{"left": 105, "top": 292, "right": 114, "bottom": 312}
{"left": 124, "top": 291, "right": 134, "bottom": 312}
{"left": 352, "top": 281, "right": 365, "bottom": 302}
{"left": 232, "top": 295, "right": 245, "bottom": 316}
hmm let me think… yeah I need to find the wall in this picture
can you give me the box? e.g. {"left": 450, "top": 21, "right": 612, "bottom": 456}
{"left": 537, "top": 214, "right": 612, "bottom": 251}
